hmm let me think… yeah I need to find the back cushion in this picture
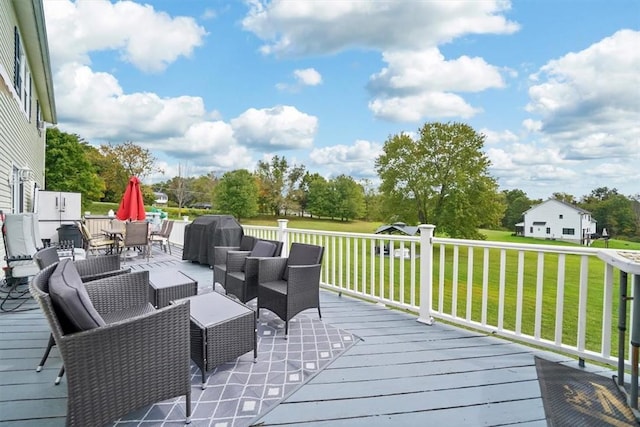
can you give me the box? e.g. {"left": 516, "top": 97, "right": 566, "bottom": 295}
{"left": 49, "top": 258, "right": 105, "bottom": 333}
{"left": 239, "top": 235, "right": 256, "bottom": 251}
{"left": 283, "top": 244, "right": 323, "bottom": 280}
{"left": 242, "top": 240, "right": 276, "bottom": 271}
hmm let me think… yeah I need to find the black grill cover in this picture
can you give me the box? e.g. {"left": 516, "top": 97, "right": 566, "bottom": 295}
{"left": 182, "top": 215, "right": 243, "bottom": 266}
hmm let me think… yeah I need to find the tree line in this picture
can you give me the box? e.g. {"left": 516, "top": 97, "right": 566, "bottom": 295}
{"left": 45, "top": 123, "right": 640, "bottom": 241}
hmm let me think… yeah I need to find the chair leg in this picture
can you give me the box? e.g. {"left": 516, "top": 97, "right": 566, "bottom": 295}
{"left": 37, "top": 334, "right": 56, "bottom": 372}
{"left": 318, "top": 306, "right": 322, "bottom": 319}
{"left": 55, "top": 365, "right": 65, "bottom": 385}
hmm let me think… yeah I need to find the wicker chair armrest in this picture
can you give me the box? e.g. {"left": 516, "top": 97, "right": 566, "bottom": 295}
{"left": 80, "top": 268, "right": 131, "bottom": 283}
{"left": 6, "top": 254, "right": 34, "bottom": 262}
{"left": 57, "top": 301, "right": 191, "bottom": 418}
{"left": 286, "top": 264, "right": 322, "bottom": 293}
{"left": 258, "top": 257, "right": 288, "bottom": 283}
{"left": 226, "top": 250, "right": 251, "bottom": 272}
{"left": 85, "top": 270, "right": 149, "bottom": 314}
{"left": 74, "top": 254, "right": 121, "bottom": 276}
{"left": 213, "top": 246, "right": 240, "bottom": 265}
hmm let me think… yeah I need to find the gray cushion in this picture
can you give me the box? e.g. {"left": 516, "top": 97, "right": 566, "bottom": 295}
{"left": 242, "top": 240, "right": 276, "bottom": 272}
{"left": 239, "top": 235, "right": 256, "bottom": 251}
{"left": 49, "top": 258, "right": 106, "bottom": 333}
{"left": 283, "top": 243, "right": 323, "bottom": 280}
{"left": 250, "top": 240, "right": 277, "bottom": 257}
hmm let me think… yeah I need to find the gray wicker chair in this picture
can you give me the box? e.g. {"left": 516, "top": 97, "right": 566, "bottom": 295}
{"left": 257, "top": 243, "right": 325, "bottom": 337}
{"left": 225, "top": 239, "right": 283, "bottom": 303}
{"left": 33, "top": 247, "right": 132, "bottom": 381}
{"left": 213, "top": 235, "right": 256, "bottom": 287}
{"left": 29, "top": 264, "right": 192, "bottom": 426}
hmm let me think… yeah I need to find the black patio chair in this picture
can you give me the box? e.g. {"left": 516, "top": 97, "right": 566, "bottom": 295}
{"left": 33, "top": 247, "right": 131, "bottom": 382}
{"left": 213, "top": 235, "right": 257, "bottom": 287}
{"left": 224, "top": 239, "right": 283, "bottom": 303}
{"left": 257, "top": 242, "right": 325, "bottom": 337}
{"left": 30, "top": 261, "right": 191, "bottom": 426}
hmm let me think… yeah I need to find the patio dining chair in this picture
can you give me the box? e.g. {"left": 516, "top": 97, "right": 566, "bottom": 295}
{"left": 257, "top": 242, "right": 325, "bottom": 337}
{"left": 30, "top": 261, "right": 191, "bottom": 426}
{"left": 78, "top": 221, "right": 117, "bottom": 255}
{"left": 150, "top": 220, "right": 174, "bottom": 254}
{"left": 120, "top": 221, "right": 150, "bottom": 261}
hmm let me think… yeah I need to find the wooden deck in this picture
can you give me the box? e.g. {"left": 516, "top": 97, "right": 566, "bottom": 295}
{"left": 0, "top": 246, "right": 618, "bottom": 426}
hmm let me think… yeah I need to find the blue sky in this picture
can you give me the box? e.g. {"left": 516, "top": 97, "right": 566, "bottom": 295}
{"left": 42, "top": 0, "right": 639, "bottom": 200}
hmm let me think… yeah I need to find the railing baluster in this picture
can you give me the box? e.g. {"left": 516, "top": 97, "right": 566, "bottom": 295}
{"left": 498, "top": 249, "right": 506, "bottom": 331}
{"left": 452, "top": 245, "right": 459, "bottom": 317}
{"left": 466, "top": 246, "right": 473, "bottom": 322}
{"left": 535, "top": 252, "right": 544, "bottom": 340}
{"left": 554, "top": 254, "right": 566, "bottom": 345}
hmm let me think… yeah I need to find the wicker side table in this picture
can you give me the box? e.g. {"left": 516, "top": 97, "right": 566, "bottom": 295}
{"left": 186, "top": 291, "right": 257, "bottom": 389}
{"left": 148, "top": 270, "right": 198, "bottom": 308}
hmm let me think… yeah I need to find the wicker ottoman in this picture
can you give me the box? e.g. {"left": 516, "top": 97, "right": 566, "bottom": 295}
{"left": 148, "top": 270, "right": 198, "bottom": 308}
{"left": 186, "top": 292, "right": 257, "bottom": 388}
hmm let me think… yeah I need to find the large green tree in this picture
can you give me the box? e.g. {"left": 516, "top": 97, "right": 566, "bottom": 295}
{"left": 85, "top": 145, "right": 128, "bottom": 203}
{"left": 100, "top": 141, "right": 157, "bottom": 180}
{"left": 375, "top": 122, "right": 504, "bottom": 239}
{"left": 502, "top": 189, "right": 532, "bottom": 230}
{"left": 214, "top": 169, "right": 258, "bottom": 220}
{"left": 45, "top": 128, "right": 104, "bottom": 211}
{"left": 255, "top": 155, "right": 288, "bottom": 215}
{"left": 327, "top": 175, "right": 365, "bottom": 221}
{"left": 580, "top": 187, "right": 636, "bottom": 237}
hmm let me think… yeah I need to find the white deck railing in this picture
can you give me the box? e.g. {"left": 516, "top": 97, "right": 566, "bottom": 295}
{"left": 171, "top": 219, "right": 637, "bottom": 371}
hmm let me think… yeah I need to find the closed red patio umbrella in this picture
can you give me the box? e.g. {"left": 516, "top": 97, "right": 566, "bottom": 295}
{"left": 116, "top": 176, "right": 146, "bottom": 221}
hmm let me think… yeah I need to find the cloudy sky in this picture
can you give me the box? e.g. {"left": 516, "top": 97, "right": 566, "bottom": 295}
{"left": 42, "top": 0, "right": 639, "bottom": 200}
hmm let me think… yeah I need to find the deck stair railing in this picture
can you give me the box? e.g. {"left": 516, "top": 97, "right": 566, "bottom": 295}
{"left": 172, "top": 219, "right": 637, "bottom": 371}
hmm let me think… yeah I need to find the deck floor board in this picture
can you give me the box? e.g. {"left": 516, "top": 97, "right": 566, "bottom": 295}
{"left": 0, "top": 244, "right": 612, "bottom": 426}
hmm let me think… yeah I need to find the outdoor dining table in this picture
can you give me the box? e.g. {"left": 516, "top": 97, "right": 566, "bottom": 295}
{"left": 101, "top": 228, "right": 124, "bottom": 254}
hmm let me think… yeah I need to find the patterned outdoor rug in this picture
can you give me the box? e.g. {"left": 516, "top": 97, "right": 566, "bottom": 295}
{"left": 112, "top": 303, "right": 359, "bottom": 427}
{"left": 535, "top": 356, "right": 639, "bottom": 426}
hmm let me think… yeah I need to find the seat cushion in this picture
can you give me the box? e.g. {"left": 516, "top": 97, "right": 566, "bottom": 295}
{"left": 49, "top": 258, "right": 106, "bottom": 333}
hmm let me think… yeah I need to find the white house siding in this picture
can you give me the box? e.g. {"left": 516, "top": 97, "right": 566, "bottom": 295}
{"left": 0, "top": 0, "right": 55, "bottom": 278}
{"left": 523, "top": 199, "right": 595, "bottom": 244}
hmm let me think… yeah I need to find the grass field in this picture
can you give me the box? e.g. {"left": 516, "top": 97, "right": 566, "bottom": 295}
{"left": 88, "top": 202, "right": 638, "bottom": 358}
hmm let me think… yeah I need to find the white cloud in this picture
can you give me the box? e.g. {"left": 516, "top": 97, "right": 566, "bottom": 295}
{"left": 294, "top": 68, "right": 322, "bottom": 86}
{"left": 230, "top": 106, "right": 318, "bottom": 149}
{"left": 242, "top": 0, "right": 518, "bottom": 56}
{"left": 44, "top": 0, "right": 207, "bottom": 73}
{"left": 54, "top": 63, "right": 206, "bottom": 142}
{"left": 522, "top": 119, "right": 542, "bottom": 133}
{"left": 309, "top": 140, "right": 382, "bottom": 178}
{"left": 368, "top": 91, "right": 479, "bottom": 122}
{"left": 161, "top": 121, "right": 253, "bottom": 170}
{"left": 525, "top": 30, "right": 640, "bottom": 161}
{"left": 480, "top": 129, "right": 518, "bottom": 145}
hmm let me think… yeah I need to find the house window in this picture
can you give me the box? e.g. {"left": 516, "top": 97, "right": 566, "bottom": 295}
{"left": 13, "top": 26, "right": 32, "bottom": 117}
{"left": 562, "top": 228, "right": 575, "bottom": 235}
{"left": 559, "top": 214, "right": 563, "bottom": 219}
{"left": 529, "top": 227, "right": 533, "bottom": 233}
{"left": 546, "top": 227, "right": 551, "bottom": 234}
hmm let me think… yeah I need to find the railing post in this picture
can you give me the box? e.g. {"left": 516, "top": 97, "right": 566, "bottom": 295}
{"left": 417, "top": 224, "right": 435, "bottom": 325}
{"left": 277, "top": 219, "right": 289, "bottom": 257}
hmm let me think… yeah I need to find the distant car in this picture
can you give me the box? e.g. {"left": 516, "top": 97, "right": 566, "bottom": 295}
{"left": 191, "top": 203, "right": 212, "bottom": 209}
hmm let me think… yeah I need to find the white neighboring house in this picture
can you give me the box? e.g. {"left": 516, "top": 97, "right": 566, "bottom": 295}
{"left": 1, "top": 1, "right": 57, "bottom": 276}
{"left": 154, "top": 192, "right": 168, "bottom": 206}
{"left": 520, "top": 199, "right": 597, "bottom": 245}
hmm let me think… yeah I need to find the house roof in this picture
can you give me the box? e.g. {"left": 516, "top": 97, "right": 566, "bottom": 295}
{"left": 374, "top": 222, "right": 419, "bottom": 236}
{"left": 524, "top": 198, "right": 592, "bottom": 215}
